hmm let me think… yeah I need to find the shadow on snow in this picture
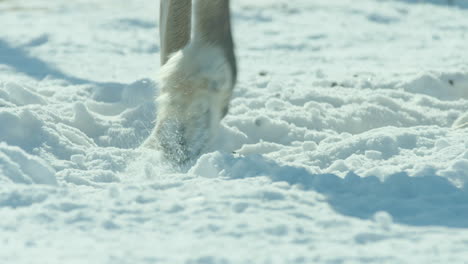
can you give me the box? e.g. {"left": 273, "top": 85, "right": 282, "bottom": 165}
{"left": 392, "top": 0, "right": 468, "bottom": 9}
{"left": 0, "top": 39, "right": 126, "bottom": 90}
{"left": 220, "top": 153, "right": 468, "bottom": 228}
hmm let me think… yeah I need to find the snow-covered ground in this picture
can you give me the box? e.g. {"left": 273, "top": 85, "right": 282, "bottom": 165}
{"left": 1, "top": 0, "right": 468, "bottom": 263}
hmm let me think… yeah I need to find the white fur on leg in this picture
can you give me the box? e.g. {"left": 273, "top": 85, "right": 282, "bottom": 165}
{"left": 144, "top": 41, "right": 234, "bottom": 163}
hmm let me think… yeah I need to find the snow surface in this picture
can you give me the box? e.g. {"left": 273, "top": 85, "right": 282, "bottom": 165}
{"left": 1, "top": 0, "right": 468, "bottom": 263}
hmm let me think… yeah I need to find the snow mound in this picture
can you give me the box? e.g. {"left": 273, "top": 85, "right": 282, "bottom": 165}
{"left": 399, "top": 71, "right": 468, "bottom": 100}
{"left": 0, "top": 82, "right": 47, "bottom": 106}
{"left": 0, "top": 142, "right": 56, "bottom": 185}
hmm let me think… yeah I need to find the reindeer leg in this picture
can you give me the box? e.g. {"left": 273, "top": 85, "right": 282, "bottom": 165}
{"left": 145, "top": 0, "right": 236, "bottom": 164}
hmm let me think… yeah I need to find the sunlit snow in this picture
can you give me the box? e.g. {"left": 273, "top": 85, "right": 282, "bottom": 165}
{"left": 1, "top": 0, "right": 468, "bottom": 263}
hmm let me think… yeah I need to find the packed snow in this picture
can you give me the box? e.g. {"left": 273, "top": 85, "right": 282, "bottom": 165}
{"left": 1, "top": 0, "right": 468, "bottom": 263}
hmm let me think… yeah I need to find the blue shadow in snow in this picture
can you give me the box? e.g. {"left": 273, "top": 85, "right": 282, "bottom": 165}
{"left": 224, "top": 154, "right": 468, "bottom": 228}
{"left": 393, "top": 0, "right": 468, "bottom": 9}
{"left": 0, "top": 39, "right": 125, "bottom": 90}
